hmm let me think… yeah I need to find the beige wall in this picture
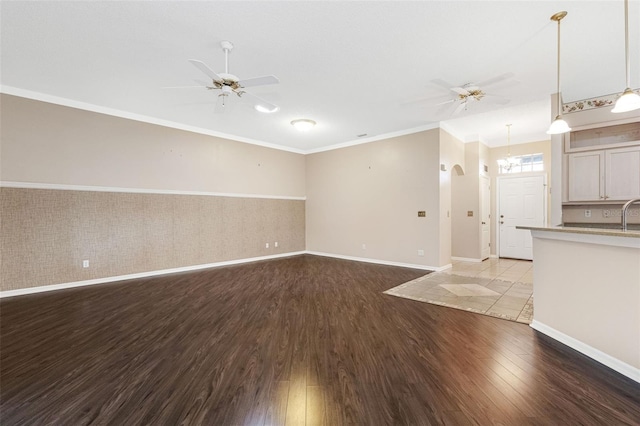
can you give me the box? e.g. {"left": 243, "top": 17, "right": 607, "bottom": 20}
{"left": 1, "top": 95, "right": 305, "bottom": 197}
{"left": 489, "top": 139, "right": 552, "bottom": 255}
{"left": 439, "top": 129, "right": 465, "bottom": 266}
{"left": 305, "top": 129, "right": 445, "bottom": 268}
{"left": 1, "top": 95, "right": 306, "bottom": 291}
{"left": 451, "top": 141, "right": 490, "bottom": 260}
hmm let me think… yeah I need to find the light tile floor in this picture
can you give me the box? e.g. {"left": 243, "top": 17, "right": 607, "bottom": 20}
{"left": 385, "top": 258, "right": 534, "bottom": 323}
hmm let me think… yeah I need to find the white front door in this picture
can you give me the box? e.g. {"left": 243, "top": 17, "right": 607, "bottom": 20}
{"left": 480, "top": 176, "right": 491, "bottom": 260}
{"left": 498, "top": 174, "right": 546, "bottom": 260}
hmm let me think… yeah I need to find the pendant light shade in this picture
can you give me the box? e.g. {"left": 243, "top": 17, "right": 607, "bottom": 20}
{"left": 613, "top": 0, "right": 640, "bottom": 113}
{"left": 612, "top": 89, "right": 640, "bottom": 113}
{"left": 547, "top": 11, "right": 571, "bottom": 135}
{"left": 547, "top": 115, "right": 572, "bottom": 135}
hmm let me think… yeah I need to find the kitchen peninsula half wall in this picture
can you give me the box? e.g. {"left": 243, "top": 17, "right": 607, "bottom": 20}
{"left": 520, "top": 225, "right": 640, "bottom": 383}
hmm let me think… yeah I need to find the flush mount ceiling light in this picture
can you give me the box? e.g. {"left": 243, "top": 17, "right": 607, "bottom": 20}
{"left": 612, "top": 0, "right": 640, "bottom": 113}
{"left": 547, "top": 11, "right": 572, "bottom": 135}
{"left": 291, "top": 119, "right": 316, "bottom": 131}
{"left": 497, "top": 124, "right": 521, "bottom": 172}
{"left": 255, "top": 104, "right": 279, "bottom": 113}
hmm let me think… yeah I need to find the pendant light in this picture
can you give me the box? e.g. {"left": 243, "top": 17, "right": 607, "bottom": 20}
{"left": 547, "top": 11, "right": 571, "bottom": 135}
{"left": 497, "top": 124, "right": 521, "bottom": 172}
{"left": 612, "top": 0, "right": 640, "bottom": 113}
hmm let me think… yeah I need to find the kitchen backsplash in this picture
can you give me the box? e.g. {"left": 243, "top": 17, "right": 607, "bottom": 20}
{"left": 562, "top": 204, "right": 640, "bottom": 224}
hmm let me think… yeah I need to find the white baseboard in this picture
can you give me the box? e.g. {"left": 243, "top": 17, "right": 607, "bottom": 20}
{"left": 306, "top": 251, "right": 445, "bottom": 271}
{"left": 489, "top": 254, "right": 499, "bottom": 259}
{"left": 451, "top": 256, "right": 483, "bottom": 263}
{"left": 530, "top": 320, "right": 639, "bottom": 383}
{"left": 0, "top": 251, "right": 306, "bottom": 299}
{"left": 2, "top": 251, "right": 446, "bottom": 299}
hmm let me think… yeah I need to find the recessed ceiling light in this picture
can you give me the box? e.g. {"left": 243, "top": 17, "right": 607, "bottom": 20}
{"left": 255, "top": 104, "right": 279, "bottom": 113}
{"left": 291, "top": 119, "right": 316, "bottom": 131}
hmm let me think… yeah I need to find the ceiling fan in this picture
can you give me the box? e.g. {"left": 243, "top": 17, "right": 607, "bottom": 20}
{"left": 183, "top": 40, "right": 280, "bottom": 113}
{"left": 420, "top": 72, "right": 516, "bottom": 117}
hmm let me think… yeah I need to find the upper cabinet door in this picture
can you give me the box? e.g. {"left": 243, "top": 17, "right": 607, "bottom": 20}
{"left": 568, "top": 151, "right": 604, "bottom": 202}
{"left": 605, "top": 146, "right": 640, "bottom": 201}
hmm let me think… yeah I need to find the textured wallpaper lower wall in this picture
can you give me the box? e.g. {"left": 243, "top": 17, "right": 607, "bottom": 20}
{"left": 1, "top": 188, "right": 305, "bottom": 291}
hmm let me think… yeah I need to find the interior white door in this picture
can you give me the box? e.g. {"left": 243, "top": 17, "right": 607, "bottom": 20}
{"left": 498, "top": 175, "right": 546, "bottom": 260}
{"left": 480, "top": 176, "right": 491, "bottom": 260}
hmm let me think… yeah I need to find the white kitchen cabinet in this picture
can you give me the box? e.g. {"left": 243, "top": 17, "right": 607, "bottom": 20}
{"left": 567, "top": 146, "right": 640, "bottom": 202}
{"left": 568, "top": 151, "right": 604, "bottom": 201}
{"left": 605, "top": 146, "right": 640, "bottom": 200}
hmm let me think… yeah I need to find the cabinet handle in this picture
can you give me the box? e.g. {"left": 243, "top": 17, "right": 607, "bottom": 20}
{"left": 500, "top": 221, "right": 504, "bottom": 224}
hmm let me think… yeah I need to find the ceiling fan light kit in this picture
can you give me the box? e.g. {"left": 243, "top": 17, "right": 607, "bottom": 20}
{"left": 546, "top": 11, "right": 571, "bottom": 135}
{"left": 612, "top": 0, "right": 640, "bottom": 113}
{"left": 291, "top": 119, "right": 316, "bottom": 131}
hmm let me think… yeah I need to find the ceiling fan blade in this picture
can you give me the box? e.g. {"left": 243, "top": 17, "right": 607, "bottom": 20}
{"left": 434, "top": 101, "right": 456, "bottom": 118}
{"left": 188, "top": 59, "right": 222, "bottom": 82}
{"left": 434, "top": 99, "right": 455, "bottom": 106}
{"left": 239, "top": 91, "right": 279, "bottom": 112}
{"left": 238, "top": 75, "right": 280, "bottom": 88}
{"left": 401, "top": 94, "right": 451, "bottom": 108}
{"left": 431, "top": 78, "right": 457, "bottom": 91}
{"left": 476, "top": 72, "right": 515, "bottom": 88}
{"left": 162, "top": 85, "right": 205, "bottom": 89}
{"left": 453, "top": 102, "right": 467, "bottom": 115}
{"left": 450, "top": 86, "right": 470, "bottom": 96}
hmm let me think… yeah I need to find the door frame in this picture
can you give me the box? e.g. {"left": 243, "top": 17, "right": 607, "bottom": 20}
{"left": 495, "top": 172, "right": 548, "bottom": 259}
{"left": 480, "top": 175, "right": 491, "bottom": 260}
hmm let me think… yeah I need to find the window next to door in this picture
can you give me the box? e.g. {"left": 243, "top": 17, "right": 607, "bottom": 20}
{"left": 499, "top": 153, "right": 544, "bottom": 174}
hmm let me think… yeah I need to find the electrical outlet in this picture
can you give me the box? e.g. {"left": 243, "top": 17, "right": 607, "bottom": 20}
{"left": 265, "top": 243, "right": 269, "bottom": 249}
{"left": 417, "top": 249, "right": 425, "bottom": 256}
{"left": 82, "top": 260, "right": 89, "bottom": 268}
{"left": 585, "top": 210, "right": 591, "bottom": 218}
{"left": 274, "top": 242, "right": 278, "bottom": 248}
{"left": 362, "top": 244, "right": 366, "bottom": 250}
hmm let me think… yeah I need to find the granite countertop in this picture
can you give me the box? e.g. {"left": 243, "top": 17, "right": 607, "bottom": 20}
{"left": 517, "top": 225, "right": 640, "bottom": 239}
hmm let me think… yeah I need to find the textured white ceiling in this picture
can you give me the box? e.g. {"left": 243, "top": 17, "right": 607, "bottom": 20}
{"left": 1, "top": 1, "right": 638, "bottom": 152}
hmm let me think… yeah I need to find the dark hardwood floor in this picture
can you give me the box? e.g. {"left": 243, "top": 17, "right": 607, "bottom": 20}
{"left": 1, "top": 255, "right": 639, "bottom": 425}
